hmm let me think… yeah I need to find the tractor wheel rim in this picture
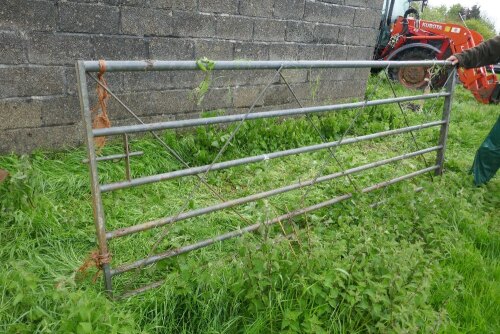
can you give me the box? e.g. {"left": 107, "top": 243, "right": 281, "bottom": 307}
{"left": 398, "top": 66, "right": 429, "bottom": 89}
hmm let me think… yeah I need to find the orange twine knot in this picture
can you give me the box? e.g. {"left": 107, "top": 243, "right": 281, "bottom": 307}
{"left": 77, "top": 249, "right": 112, "bottom": 283}
{"left": 91, "top": 59, "right": 111, "bottom": 150}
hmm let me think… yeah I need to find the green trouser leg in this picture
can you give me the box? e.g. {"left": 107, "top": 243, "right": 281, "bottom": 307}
{"left": 471, "top": 115, "right": 500, "bottom": 186}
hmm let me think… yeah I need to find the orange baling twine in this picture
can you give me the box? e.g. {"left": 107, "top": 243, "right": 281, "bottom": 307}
{"left": 77, "top": 249, "right": 112, "bottom": 283}
{"left": 91, "top": 59, "right": 111, "bottom": 150}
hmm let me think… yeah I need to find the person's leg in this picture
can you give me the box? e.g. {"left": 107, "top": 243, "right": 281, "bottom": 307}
{"left": 471, "top": 115, "right": 500, "bottom": 186}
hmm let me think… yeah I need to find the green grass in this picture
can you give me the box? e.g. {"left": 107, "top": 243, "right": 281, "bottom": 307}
{"left": 0, "top": 75, "right": 498, "bottom": 333}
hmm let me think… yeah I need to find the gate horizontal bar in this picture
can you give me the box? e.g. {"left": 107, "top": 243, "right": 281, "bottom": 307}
{"left": 107, "top": 145, "right": 442, "bottom": 239}
{"left": 116, "top": 180, "right": 428, "bottom": 300}
{"left": 111, "top": 165, "right": 438, "bottom": 276}
{"left": 82, "top": 151, "right": 144, "bottom": 163}
{"left": 83, "top": 60, "right": 451, "bottom": 73}
{"left": 100, "top": 120, "right": 443, "bottom": 193}
{"left": 118, "top": 280, "right": 165, "bottom": 300}
{"left": 93, "top": 92, "right": 449, "bottom": 137}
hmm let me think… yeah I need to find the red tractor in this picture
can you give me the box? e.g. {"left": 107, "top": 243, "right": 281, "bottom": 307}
{"left": 374, "top": 0, "right": 500, "bottom": 104}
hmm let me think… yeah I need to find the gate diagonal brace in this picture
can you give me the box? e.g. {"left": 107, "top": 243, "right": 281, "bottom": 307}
{"left": 87, "top": 73, "right": 253, "bottom": 225}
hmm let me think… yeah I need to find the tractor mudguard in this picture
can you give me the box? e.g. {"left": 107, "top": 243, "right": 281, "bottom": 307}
{"left": 386, "top": 43, "right": 441, "bottom": 61}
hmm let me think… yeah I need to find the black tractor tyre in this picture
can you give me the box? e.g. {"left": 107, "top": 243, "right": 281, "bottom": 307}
{"left": 388, "top": 48, "right": 451, "bottom": 90}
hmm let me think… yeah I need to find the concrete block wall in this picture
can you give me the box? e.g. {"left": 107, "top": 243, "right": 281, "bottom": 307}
{"left": 0, "top": 0, "right": 384, "bottom": 153}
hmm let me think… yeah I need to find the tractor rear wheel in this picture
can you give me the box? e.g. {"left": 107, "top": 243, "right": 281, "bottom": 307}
{"left": 389, "top": 49, "right": 450, "bottom": 90}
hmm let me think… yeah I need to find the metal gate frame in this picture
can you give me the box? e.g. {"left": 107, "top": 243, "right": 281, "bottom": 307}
{"left": 76, "top": 60, "right": 455, "bottom": 298}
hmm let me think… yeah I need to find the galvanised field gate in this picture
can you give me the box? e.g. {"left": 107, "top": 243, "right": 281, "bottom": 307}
{"left": 76, "top": 59, "right": 455, "bottom": 298}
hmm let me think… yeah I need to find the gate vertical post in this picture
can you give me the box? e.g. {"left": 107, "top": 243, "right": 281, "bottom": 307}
{"left": 435, "top": 68, "right": 457, "bottom": 175}
{"left": 76, "top": 61, "right": 113, "bottom": 296}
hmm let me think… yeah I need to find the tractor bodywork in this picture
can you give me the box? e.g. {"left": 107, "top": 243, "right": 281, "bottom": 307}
{"left": 374, "top": 0, "right": 499, "bottom": 104}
